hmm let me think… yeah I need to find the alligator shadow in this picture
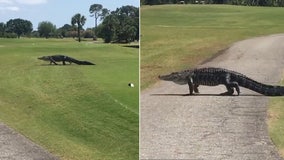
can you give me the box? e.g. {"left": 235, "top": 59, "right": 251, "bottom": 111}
{"left": 38, "top": 64, "right": 73, "bottom": 66}
{"left": 150, "top": 93, "right": 264, "bottom": 97}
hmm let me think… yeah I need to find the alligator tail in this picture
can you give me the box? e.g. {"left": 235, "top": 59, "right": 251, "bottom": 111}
{"left": 235, "top": 75, "right": 284, "bottom": 96}
{"left": 67, "top": 57, "right": 82, "bottom": 64}
{"left": 67, "top": 57, "right": 95, "bottom": 65}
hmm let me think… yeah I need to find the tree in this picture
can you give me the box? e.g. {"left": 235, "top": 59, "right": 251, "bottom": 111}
{"left": 89, "top": 4, "right": 103, "bottom": 29}
{"left": 6, "top": 18, "right": 33, "bottom": 38}
{"left": 89, "top": 4, "right": 110, "bottom": 29}
{"left": 83, "top": 28, "right": 95, "bottom": 38}
{"left": 38, "top": 21, "right": 56, "bottom": 38}
{"left": 97, "top": 5, "right": 139, "bottom": 43}
{"left": 57, "top": 24, "right": 74, "bottom": 37}
{"left": 100, "top": 14, "right": 119, "bottom": 43}
{"left": 143, "top": 0, "right": 162, "bottom": 5}
{"left": 101, "top": 8, "right": 110, "bottom": 20}
{"left": 113, "top": 5, "right": 139, "bottom": 43}
{"left": 0, "top": 22, "right": 5, "bottom": 37}
{"left": 71, "top": 13, "right": 86, "bottom": 42}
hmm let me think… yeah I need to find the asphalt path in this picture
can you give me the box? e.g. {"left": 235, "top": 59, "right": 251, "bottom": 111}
{"left": 140, "top": 34, "right": 284, "bottom": 160}
{"left": 0, "top": 122, "right": 58, "bottom": 159}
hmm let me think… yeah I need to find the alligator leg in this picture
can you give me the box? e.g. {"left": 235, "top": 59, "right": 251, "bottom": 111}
{"left": 194, "top": 84, "right": 199, "bottom": 93}
{"left": 228, "top": 82, "right": 240, "bottom": 95}
{"left": 49, "top": 58, "right": 58, "bottom": 65}
{"left": 220, "top": 85, "right": 234, "bottom": 95}
{"left": 220, "top": 73, "right": 240, "bottom": 95}
{"left": 187, "top": 77, "right": 195, "bottom": 95}
{"left": 49, "top": 61, "right": 58, "bottom": 65}
{"left": 188, "top": 82, "right": 194, "bottom": 95}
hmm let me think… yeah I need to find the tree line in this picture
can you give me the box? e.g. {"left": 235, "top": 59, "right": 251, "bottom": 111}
{"left": 0, "top": 4, "right": 139, "bottom": 43}
{"left": 142, "top": 0, "right": 284, "bottom": 6}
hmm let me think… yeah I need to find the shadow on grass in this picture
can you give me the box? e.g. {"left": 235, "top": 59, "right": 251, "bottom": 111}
{"left": 151, "top": 93, "right": 264, "bottom": 97}
{"left": 38, "top": 64, "right": 72, "bottom": 66}
{"left": 122, "top": 45, "right": 139, "bottom": 49}
{"left": 38, "top": 64, "right": 95, "bottom": 66}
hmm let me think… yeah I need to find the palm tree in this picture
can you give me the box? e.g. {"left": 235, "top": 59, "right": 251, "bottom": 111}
{"left": 71, "top": 13, "right": 86, "bottom": 42}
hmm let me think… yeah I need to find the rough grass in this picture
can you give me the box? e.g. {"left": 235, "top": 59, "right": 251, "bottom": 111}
{"left": 0, "top": 38, "right": 139, "bottom": 160}
{"left": 268, "top": 76, "right": 284, "bottom": 158}
{"left": 141, "top": 4, "right": 284, "bottom": 89}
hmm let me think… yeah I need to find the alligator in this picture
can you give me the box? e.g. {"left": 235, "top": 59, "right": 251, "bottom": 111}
{"left": 38, "top": 55, "right": 95, "bottom": 65}
{"left": 158, "top": 67, "right": 284, "bottom": 96}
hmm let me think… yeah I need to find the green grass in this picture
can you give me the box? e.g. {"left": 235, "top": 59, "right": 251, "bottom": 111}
{"left": 0, "top": 38, "right": 139, "bottom": 160}
{"left": 269, "top": 78, "right": 284, "bottom": 157}
{"left": 141, "top": 4, "right": 284, "bottom": 89}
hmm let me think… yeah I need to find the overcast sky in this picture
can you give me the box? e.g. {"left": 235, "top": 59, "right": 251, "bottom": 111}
{"left": 0, "top": 0, "right": 139, "bottom": 30}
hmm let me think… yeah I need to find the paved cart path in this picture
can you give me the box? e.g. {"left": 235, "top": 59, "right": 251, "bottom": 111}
{"left": 140, "top": 34, "right": 284, "bottom": 160}
{"left": 0, "top": 122, "right": 58, "bottom": 160}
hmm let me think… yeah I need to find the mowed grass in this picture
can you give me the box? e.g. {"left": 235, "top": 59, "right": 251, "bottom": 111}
{"left": 141, "top": 4, "right": 284, "bottom": 89}
{"left": 0, "top": 38, "right": 138, "bottom": 160}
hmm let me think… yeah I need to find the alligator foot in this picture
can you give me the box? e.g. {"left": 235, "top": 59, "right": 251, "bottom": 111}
{"left": 184, "top": 93, "right": 199, "bottom": 96}
{"left": 220, "top": 91, "right": 234, "bottom": 96}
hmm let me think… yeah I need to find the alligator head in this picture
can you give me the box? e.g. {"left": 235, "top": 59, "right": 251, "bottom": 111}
{"left": 38, "top": 56, "right": 50, "bottom": 61}
{"left": 158, "top": 71, "right": 189, "bottom": 85}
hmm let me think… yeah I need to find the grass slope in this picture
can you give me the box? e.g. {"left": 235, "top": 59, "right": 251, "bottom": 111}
{"left": 141, "top": 4, "right": 284, "bottom": 89}
{"left": 0, "top": 38, "right": 138, "bottom": 160}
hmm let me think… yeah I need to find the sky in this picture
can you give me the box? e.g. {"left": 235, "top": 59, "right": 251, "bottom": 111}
{"left": 0, "top": 0, "right": 139, "bottom": 30}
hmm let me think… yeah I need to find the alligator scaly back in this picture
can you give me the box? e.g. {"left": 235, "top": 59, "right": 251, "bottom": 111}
{"left": 159, "top": 67, "right": 284, "bottom": 96}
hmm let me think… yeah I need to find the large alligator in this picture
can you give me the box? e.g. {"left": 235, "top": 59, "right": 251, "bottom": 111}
{"left": 38, "top": 55, "right": 95, "bottom": 65}
{"left": 159, "top": 67, "right": 284, "bottom": 96}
